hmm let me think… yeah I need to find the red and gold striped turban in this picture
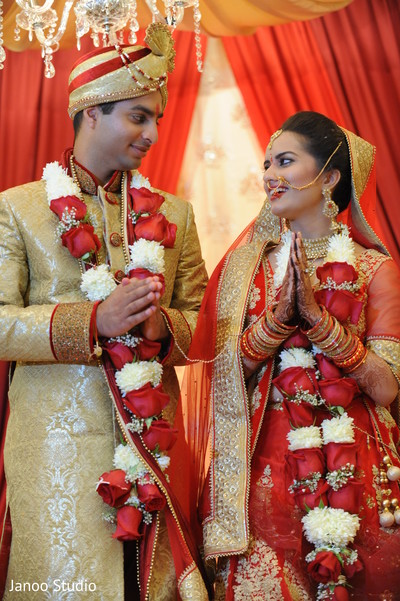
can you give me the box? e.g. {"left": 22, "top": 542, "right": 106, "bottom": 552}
{"left": 68, "top": 23, "right": 175, "bottom": 119}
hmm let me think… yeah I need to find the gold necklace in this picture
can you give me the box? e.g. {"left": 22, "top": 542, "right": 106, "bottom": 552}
{"left": 302, "top": 234, "right": 332, "bottom": 260}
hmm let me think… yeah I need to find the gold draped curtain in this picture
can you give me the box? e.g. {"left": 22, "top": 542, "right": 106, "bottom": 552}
{"left": 3, "top": 0, "right": 353, "bottom": 50}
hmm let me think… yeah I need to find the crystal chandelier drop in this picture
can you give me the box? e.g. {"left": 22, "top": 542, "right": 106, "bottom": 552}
{"left": 0, "top": 0, "right": 202, "bottom": 78}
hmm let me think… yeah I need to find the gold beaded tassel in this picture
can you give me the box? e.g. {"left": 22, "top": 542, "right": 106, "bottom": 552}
{"left": 378, "top": 454, "right": 400, "bottom": 527}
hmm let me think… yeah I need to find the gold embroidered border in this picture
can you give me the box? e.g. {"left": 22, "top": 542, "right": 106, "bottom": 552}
{"left": 204, "top": 236, "right": 267, "bottom": 559}
{"left": 161, "top": 308, "right": 192, "bottom": 366}
{"left": 178, "top": 562, "right": 209, "bottom": 600}
{"left": 367, "top": 338, "right": 400, "bottom": 379}
{"left": 52, "top": 302, "right": 94, "bottom": 363}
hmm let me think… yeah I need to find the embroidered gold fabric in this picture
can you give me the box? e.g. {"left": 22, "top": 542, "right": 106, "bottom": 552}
{"left": 178, "top": 563, "right": 209, "bottom": 601}
{"left": 204, "top": 226, "right": 269, "bottom": 559}
{"left": 51, "top": 302, "right": 95, "bottom": 363}
{"left": 0, "top": 173, "right": 208, "bottom": 597}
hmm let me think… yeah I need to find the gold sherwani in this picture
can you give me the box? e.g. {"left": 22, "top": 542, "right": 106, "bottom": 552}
{"left": 0, "top": 173, "right": 207, "bottom": 600}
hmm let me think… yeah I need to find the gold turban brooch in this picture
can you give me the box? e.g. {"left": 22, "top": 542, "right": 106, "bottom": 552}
{"left": 68, "top": 22, "right": 176, "bottom": 119}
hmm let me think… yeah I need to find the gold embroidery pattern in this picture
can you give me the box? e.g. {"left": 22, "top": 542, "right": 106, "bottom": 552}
{"left": 178, "top": 563, "right": 209, "bottom": 601}
{"left": 257, "top": 464, "right": 274, "bottom": 488}
{"left": 367, "top": 339, "right": 400, "bottom": 380}
{"left": 204, "top": 240, "right": 267, "bottom": 558}
{"left": 162, "top": 308, "right": 192, "bottom": 367}
{"left": 232, "top": 539, "right": 290, "bottom": 601}
{"left": 51, "top": 302, "right": 95, "bottom": 363}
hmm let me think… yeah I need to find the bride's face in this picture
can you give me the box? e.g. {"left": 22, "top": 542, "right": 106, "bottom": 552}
{"left": 263, "top": 131, "right": 326, "bottom": 221}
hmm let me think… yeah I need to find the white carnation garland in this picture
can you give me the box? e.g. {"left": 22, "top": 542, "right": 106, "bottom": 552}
{"left": 273, "top": 226, "right": 363, "bottom": 598}
{"left": 43, "top": 162, "right": 172, "bottom": 525}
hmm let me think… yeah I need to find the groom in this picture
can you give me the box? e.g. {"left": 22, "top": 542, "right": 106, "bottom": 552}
{"left": 0, "top": 23, "right": 209, "bottom": 601}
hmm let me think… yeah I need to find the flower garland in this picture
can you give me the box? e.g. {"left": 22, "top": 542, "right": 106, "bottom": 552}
{"left": 272, "top": 227, "right": 365, "bottom": 600}
{"left": 43, "top": 161, "right": 178, "bottom": 540}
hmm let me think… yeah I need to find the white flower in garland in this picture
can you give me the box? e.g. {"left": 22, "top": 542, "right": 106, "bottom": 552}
{"left": 131, "top": 171, "right": 151, "bottom": 190}
{"left": 273, "top": 230, "right": 291, "bottom": 289}
{"left": 279, "top": 347, "right": 316, "bottom": 372}
{"left": 287, "top": 425, "right": 323, "bottom": 451}
{"left": 42, "top": 162, "right": 81, "bottom": 202}
{"left": 321, "top": 413, "right": 355, "bottom": 444}
{"left": 156, "top": 455, "right": 170, "bottom": 471}
{"left": 325, "top": 224, "right": 356, "bottom": 266}
{"left": 115, "top": 360, "right": 163, "bottom": 395}
{"left": 302, "top": 506, "right": 360, "bottom": 548}
{"left": 80, "top": 264, "right": 117, "bottom": 301}
{"left": 127, "top": 239, "right": 165, "bottom": 274}
{"left": 113, "top": 443, "right": 147, "bottom": 482}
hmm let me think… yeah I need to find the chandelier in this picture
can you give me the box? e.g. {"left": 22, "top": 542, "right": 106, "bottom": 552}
{"left": 0, "top": 0, "right": 202, "bottom": 77}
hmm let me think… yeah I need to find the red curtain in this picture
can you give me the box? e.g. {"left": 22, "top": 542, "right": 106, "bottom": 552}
{"left": 223, "top": 0, "right": 400, "bottom": 265}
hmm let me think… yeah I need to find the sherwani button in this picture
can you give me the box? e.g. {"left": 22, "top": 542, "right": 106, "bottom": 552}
{"left": 110, "top": 232, "right": 122, "bottom": 247}
{"left": 114, "top": 270, "right": 125, "bottom": 282}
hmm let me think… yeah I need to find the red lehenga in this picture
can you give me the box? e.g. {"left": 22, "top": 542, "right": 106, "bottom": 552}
{"left": 182, "top": 130, "right": 400, "bottom": 600}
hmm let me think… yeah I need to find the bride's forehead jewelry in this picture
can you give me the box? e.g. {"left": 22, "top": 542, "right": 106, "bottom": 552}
{"left": 267, "top": 128, "right": 283, "bottom": 150}
{"left": 279, "top": 141, "right": 343, "bottom": 191}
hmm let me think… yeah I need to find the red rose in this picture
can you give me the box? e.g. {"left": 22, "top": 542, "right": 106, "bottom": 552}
{"left": 319, "top": 378, "right": 359, "bottom": 409}
{"left": 112, "top": 505, "right": 142, "bottom": 540}
{"left": 103, "top": 340, "right": 135, "bottom": 370}
{"left": 123, "top": 383, "right": 170, "bottom": 418}
{"left": 137, "top": 476, "right": 166, "bottom": 512}
{"left": 315, "top": 353, "right": 342, "bottom": 379}
{"left": 273, "top": 367, "right": 318, "bottom": 397}
{"left": 314, "top": 289, "right": 362, "bottom": 324}
{"left": 283, "top": 329, "right": 311, "bottom": 349}
{"left": 96, "top": 469, "right": 132, "bottom": 507}
{"left": 50, "top": 196, "right": 88, "bottom": 221}
{"left": 129, "top": 187, "right": 165, "bottom": 213}
{"left": 307, "top": 550, "right": 341, "bottom": 584}
{"left": 293, "top": 478, "right": 329, "bottom": 511}
{"left": 136, "top": 338, "right": 162, "bottom": 361}
{"left": 325, "top": 442, "right": 358, "bottom": 471}
{"left": 134, "top": 213, "right": 177, "bottom": 248}
{"left": 328, "top": 480, "right": 363, "bottom": 514}
{"left": 61, "top": 223, "right": 101, "bottom": 258}
{"left": 127, "top": 268, "right": 166, "bottom": 296}
{"left": 283, "top": 399, "right": 315, "bottom": 427}
{"left": 286, "top": 447, "right": 325, "bottom": 480}
{"left": 332, "top": 585, "right": 350, "bottom": 601}
{"left": 342, "top": 557, "right": 363, "bottom": 579}
{"left": 142, "top": 419, "right": 178, "bottom": 451}
{"left": 316, "top": 261, "right": 358, "bottom": 286}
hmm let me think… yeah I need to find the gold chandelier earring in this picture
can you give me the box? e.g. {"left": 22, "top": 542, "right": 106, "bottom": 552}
{"left": 322, "top": 187, "right": 339, "bottom": 231}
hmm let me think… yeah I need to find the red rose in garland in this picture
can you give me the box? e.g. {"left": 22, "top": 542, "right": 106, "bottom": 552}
{"left": 325, "top": 441, "right": 359, "bottom": 471}
{"left": 273, "top": 366, "right": 318, "bottom": 397}
{"left": 61, "top": 223, "right": 101, "bottom": 258}
{"left": 328, "top": 480, "right": 364, "bottom": 514}
{"left": 286, "top": 447, "right": 325, "bottom": 480}
{"left": 96, "top": 469, "right": 132, "bottom": 507}
{"left": 319, "top": 377, "right": 360, "bottom": 409}
{"left": 135, "top": 213, "right": 177, "bottom": 248}
{"left": 128, "top": 186, "right": 165, "bottom": 213}
{"left": 112, "top": 505, "right": 143, "bottom": 541}
{"left": 292, "top": 478, "right": 330, "bottom": 511}
{"left": 142, "top": 419, "right": 178, "bottom": 452}
{"left": 314, "top": 353, "right": 342, "bottom": 379}
{"left": 282, "top": 399, "right": 315, "bottom": 427}
{"left": 307, "top": 550, "right": 341, "bottom": 584}
{"left": 316, "top": 261, "right": 358, "bottom": 286}
{"left": 137, "top": 475, "right": 166, "bottom": 512}
{"left": 314, "top": 288, "right": 363, "bottom": 324}
{"left": 50, "top": 196, "right": 87, "bottom": 221}
{"left": 123, "top": 383, "right": 170, "bottom": 418}
{"left": 283, "top": 329, "right": 311, "bottom": 349}
{"left": 103, "top": 340, "right": 135, "bottom": 370}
